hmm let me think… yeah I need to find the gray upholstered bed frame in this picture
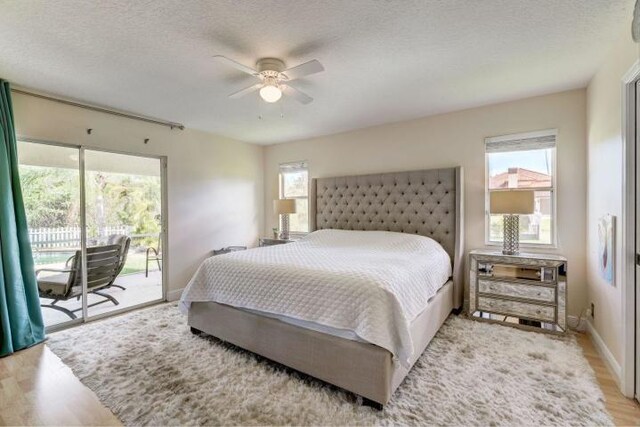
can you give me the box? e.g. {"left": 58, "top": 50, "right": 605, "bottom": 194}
{"left": 310, "top": 166, "right": 464, "bottom": 308}
{"left": 189, "top": 166, "right": 464, "bottom": 408}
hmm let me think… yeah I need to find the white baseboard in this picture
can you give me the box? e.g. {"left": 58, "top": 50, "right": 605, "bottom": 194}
{"left": 586, "top": 319, "right": 622, "bottom": 387}
{"left": 167, "top": 287, "right": 185, "bottom": 302}
{"left": 568, "top": 315, "right": 587, "bottom": 332}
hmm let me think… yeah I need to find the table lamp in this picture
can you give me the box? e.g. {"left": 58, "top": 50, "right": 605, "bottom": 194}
{"left": 273, "top": 199, "right": 297, "bottom": 240}
{"left": 490, "top": 190, "right": 535, "bottom": 255}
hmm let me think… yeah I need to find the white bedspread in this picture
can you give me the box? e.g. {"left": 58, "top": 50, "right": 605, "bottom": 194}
{"left": 180, "top": 229, "right": 451, "bottom": 365}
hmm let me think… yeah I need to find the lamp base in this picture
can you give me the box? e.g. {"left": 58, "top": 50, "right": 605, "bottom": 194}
{"left": 502, "top": 214, "right": 519, "bottom": 255}
{"left": 279, "top": 214, "right": 290, "bottom": 240}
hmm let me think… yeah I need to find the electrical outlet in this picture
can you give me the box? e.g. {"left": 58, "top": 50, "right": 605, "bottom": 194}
{"left": 590, "top": 303, "right": 595, "bottom": 319}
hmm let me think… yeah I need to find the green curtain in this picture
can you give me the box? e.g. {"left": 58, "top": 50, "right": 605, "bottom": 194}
{"left": 0, "top": 79, "right": 45, "bottom": 357}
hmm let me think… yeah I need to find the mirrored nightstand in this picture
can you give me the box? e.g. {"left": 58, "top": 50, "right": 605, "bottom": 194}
{"left": 468, "top": 249, "right": 567, "bottom": 334}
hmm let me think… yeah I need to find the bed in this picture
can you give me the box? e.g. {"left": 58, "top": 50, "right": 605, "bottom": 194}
{"left": 182, "top": 167, "right": 464, "bottom": 408}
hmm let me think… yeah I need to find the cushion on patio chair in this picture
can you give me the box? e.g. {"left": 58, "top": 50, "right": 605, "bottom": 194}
{"left": 38, "top": 273, "right": 73, "bottom": 298}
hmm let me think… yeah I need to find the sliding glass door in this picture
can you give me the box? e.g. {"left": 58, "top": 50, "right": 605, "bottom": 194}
{"left": 18, "top": 142, "right": 83, "bottom": 328}
{"left": 17, "top": 140, "right": 166, "bottom": 330}
{"left": 83, "top": 150, "right": 163, "bottom": 318}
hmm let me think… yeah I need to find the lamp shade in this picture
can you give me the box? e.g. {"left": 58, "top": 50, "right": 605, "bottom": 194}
{"left": 490, "top": 190, "right": 535, "bottom": 215}
{"left": 273, "top": 198, "right": 297, "bottom": 215}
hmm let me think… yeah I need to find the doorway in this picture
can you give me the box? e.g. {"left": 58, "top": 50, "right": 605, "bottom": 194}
{"left": 622, "top": 61, "right": 640, "bottom": 400}
{"left": 17, "top": 140, "right": 167, "bottom": 331}
{"left": 636, "top": 78, "right": 640, "bottom": 403}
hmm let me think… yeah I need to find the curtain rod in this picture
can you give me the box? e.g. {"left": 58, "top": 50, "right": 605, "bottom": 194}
{"left": 11, "top": 87, "right": 185, "bottom": 130}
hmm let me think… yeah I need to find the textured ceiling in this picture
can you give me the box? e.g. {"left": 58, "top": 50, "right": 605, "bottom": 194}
{"left": 0, "top": 0, "right": 633, "bottom": 145}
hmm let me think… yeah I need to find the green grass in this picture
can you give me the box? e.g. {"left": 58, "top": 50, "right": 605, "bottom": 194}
{"left": 489, "top": 215, "right": 552, "bottom": 245}
{"left": 121, "top": 252, "right": 159, "bottom": 275}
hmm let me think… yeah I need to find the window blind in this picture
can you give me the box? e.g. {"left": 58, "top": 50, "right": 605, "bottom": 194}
{"left": 279, "top": 161, "right": 308, "bottom": 173}
{"left": 485, "top": 130, "right": 556, "bottom": 153}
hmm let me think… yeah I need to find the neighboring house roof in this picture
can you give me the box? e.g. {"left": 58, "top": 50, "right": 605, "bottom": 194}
{"left": 490, "top": 167, "right": 551, "bottom": 189}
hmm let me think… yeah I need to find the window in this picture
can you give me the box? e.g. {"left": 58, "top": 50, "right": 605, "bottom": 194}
{"left": 485, "top": 130, "right": 556, "bottom": 246}
{"left": 279, "top": 161, "right": 309, "bottom": 234}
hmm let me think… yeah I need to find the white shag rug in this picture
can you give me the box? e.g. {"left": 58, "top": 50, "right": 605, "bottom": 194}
{"left": 47, "top": 304, "right": 612, "bottom": 426}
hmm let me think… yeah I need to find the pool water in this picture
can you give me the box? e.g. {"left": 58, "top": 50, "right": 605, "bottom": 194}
{"left": 32, "top": 251, "right": 74, "bottom": 266}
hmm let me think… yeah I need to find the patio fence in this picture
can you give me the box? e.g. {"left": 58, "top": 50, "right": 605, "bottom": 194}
{"left": 28, "top": 226, "right": 158, "bottom": 251}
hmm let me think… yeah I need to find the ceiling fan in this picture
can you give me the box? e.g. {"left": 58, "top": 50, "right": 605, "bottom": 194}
{"left": 214, "top": 55, "right": 324, "bottom": 104}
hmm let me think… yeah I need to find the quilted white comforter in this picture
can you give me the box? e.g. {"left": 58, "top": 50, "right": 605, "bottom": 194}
{"left": 179, "top": 229, "right": 451, "bottom": 365}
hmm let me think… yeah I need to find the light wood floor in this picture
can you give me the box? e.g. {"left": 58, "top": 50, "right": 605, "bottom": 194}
{"left": 0, "top": 333, "right": 639, "bottom": 426}
{"left": 576, "top": 333, "right": 640, "bottom": 426}
{"left": 0, "top": 343, "right": 120, "bottom": 426}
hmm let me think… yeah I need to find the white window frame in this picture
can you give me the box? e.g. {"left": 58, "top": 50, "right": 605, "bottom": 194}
{"left": 278, "top": 161, "right": 309, "bottom": 236}
{"left": 484, "top": 129, "right": 558, "bottom": 248}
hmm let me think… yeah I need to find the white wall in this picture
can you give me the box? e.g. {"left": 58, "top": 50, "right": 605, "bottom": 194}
{"left": 586, "top": 27, "right": 637, "bottom": 368}
{"left": 264, "top": 89, "right": 587, "bottom": 316}
{"left": 12, "top": 93, "right": 264, "bottom": 296}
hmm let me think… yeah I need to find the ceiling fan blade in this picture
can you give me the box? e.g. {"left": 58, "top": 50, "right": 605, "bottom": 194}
{"left": 281, "top": 84, "right": 313, "bottom": 104}
{"left": 282, "top": 59, "right": 324, "bottom": 81}
{"left": 213, "top": 55, "right": 258, "bottom": 76}
{"left": 229, "top": 83, "right": 263, "bottom": 99}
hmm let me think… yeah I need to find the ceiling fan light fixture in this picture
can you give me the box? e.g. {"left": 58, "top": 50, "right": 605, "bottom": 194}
{"left": 215, "top": 55, "right": 322, "bottom": 105}
{"left": 259, "top": 84, "right": 282, "bottom": 103}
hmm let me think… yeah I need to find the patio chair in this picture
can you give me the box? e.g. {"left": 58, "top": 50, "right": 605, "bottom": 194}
{"left": 145, "top": 234, "right": 162, "bottom": 277}
{"left": 37, "top": 242, "right": 128, "bottom": 319}
{"left": 64, "top": 234, "right": 130, "bottom": 290}
{"left": 104, "top": 234, "right": 131, "bottom": 290}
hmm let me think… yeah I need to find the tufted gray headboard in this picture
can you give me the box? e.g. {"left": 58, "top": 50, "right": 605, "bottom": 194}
{"left": 310, "top": 167, "right": 464, "bottom": 309}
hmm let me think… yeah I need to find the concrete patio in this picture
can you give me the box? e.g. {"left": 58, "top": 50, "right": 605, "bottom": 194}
{"left": 41, "top": 270, "right": 163, "bottom": 328}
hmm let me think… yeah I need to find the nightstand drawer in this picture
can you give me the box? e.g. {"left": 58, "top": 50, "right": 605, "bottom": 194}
{"left": 477, "top": 296, "right": 555, "bottom": 322}
{"left": 478, "top": 262, "right": 556, "bottom": 284}
{"left": 478, "top": 279, "right": 555, "bottom": 303}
